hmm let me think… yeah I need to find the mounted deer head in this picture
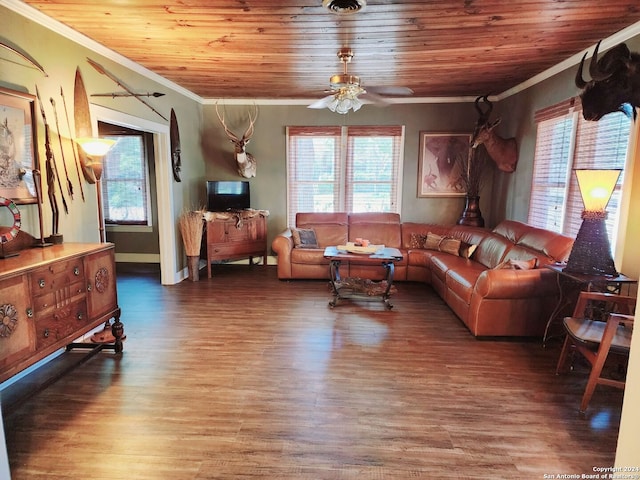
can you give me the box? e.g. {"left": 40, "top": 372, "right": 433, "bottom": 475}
{"left": 215, "top": 103, "right": 258, "bottom": 178}
{"left": 470, "top": 95, "right": 518, "bottom": 173}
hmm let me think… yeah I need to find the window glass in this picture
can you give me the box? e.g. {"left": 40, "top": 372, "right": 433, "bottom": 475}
{"left": 287, "top": 126, "right": 404, "bottom": 227}
{"left": 98, "top": 122, "right": 152, "bottom": 226}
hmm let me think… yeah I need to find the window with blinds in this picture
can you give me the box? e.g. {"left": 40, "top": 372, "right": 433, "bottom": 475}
{"left": 98, "top": 122, "right": 153, "bottom": 226}
{"left": 528, "top": 98, "right": 631, "bottom": 250}
{"left": 286, "top": 125, "right": 404, "bottom": 227}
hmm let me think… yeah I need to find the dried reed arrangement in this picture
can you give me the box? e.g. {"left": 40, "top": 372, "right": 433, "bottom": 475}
{"left": 178, "top": 209, "right": 205, "bottom": 256}
{"left": 457, "top": 146, "right": 488, "bottom": 197}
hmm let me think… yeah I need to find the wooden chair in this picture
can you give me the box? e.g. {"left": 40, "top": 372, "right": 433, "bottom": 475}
{"left": 555, "top": 291, "right": 636, "bottom": 413}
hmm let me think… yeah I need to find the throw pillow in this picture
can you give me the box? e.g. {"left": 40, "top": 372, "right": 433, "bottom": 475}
{"left": 439, "top": 237, "right": 461, "bottom": 256}
{"left": 424, "top": 232, "right": 444, "bottom": 251}
{"left": 494, "top": 258, "right": 538, "bottom": 270}
{"left": 459, "top": 241, "right": 478, "bottom": 259}
{"left": 409, "top": 233, "right": 427, "bottom": 249}
{"left": 424, "top": 232, "right": 462, "bottom": 256}
{"left": 291, "top": 228, "right": 318, "bottom": 248}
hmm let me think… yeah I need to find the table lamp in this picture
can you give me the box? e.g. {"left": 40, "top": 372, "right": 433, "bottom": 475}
{"left": 564, "top": 168, "right": 621, "bottom": 276}
{"left": 74, "top": 137, "right": 117, "bottom": 243}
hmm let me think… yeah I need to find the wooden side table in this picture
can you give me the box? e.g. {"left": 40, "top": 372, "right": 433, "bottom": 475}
{"left": 323, "top": 246, "right": 403, "bottom": 309}
{"left": 205, "top": 211, "right": 268, "bottom": 278}
{"left": 542, "top": 263, "right": 637, "bottom": 345}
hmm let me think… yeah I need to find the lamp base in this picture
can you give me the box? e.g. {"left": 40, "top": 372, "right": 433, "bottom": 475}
{"left": 565, "top": 216, "right": 617, "bottom": 276}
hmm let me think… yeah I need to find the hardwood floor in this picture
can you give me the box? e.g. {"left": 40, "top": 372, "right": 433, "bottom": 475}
{"left": 1, "top": 264, "right": 625, "bottom": 479}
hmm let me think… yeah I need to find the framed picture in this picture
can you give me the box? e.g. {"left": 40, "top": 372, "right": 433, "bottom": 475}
{"left": 0, "top": 87, "right": 39, "bottom": 204}
{"left": 418, "top": 132, "right": 470, "bottom": 197}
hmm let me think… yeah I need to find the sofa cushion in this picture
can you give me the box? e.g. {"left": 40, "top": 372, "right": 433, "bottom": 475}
{"left": 407, "top": 249, "right": 435, "bottom": 267}
{"left": 349, "top": 212, "right": 402, "bottom": 248}
{"left": 473, "top": 234, "right": 513, "bottom": 269}
{"left": 492, "top": 219, "right": 532, "bottom": 244}
{"left": 291, "top": 247, "right": 329, "bottom": 265}
{"left": 296, "top": 212, "right": 348, "bottom": 247}
{"left": 517, "top": 229, "right": 574, "bottom": 263}
{"left": 291, "top": 228, "right": 318, "bottom": 248}
{"left": 446, "top": 261, "right": 487, "bottom": 304}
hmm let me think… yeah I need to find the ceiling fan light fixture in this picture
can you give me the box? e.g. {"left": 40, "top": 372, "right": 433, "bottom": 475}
{"left": 327, "top": 86, "right": 365, "bottom": 114}
{"left": 322, "top": 0, "right": 366, "bottom": 14}
{"left": 330, "top": 74, "right": 361, "bottom": 89}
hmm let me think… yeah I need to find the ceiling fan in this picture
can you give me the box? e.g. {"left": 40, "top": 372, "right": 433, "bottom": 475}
{"left": 308, "top": 48, "right": 413, "bottom": 114}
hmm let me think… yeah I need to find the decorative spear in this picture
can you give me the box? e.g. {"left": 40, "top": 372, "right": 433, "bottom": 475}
{"left": 91, "top": 91, "right": 165, "bottom": 98}
{"left": 60, "top": 86, "right": 85, "bottom": 201}
{"left": 36, "top": 86, "right": 68, "bottom": 215}
{"left": 86, "top": 57, "right": 168, "bottom": 121}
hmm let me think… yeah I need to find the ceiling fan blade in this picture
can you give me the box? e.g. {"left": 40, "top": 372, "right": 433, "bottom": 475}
{"left": 366, "top": 86, "right": 414, "bottom": 96}
{"left": 308, "top": 95, "right": 335, "bottom": 109}
{"left": 361, "top": 90, "right": 391, "bottom": 106}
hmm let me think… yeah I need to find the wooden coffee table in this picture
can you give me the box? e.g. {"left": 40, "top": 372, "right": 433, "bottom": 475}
{"left": 323, "top": 246, "right": 403, "bottom": 309}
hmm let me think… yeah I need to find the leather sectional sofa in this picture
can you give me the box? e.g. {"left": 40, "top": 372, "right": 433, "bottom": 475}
{"left": 271, "top": 212, "right": 575, "bottom": 338}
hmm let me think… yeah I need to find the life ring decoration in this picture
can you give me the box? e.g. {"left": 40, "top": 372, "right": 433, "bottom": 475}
{"left": 0, "top": 196, "right": 21, "bottom": 244}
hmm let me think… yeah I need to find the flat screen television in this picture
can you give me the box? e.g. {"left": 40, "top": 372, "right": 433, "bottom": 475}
{"left": 207, "top": 180, "right": 250, "bottom": 212}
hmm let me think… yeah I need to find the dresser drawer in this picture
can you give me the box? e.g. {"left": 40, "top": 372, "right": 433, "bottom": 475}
{"left": 35, "top": 301, "right": 89, "bottom": 350}
{"left": 208, "top": 241, "right": 264, "bottom": 257}
{"left": 30, "top": 259, "right": 85, "bottom": 294}
{"left": 32, "top": 278, "right": 87, "bottom": 317}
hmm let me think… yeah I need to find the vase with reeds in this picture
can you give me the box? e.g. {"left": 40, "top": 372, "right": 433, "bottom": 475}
{"left": 456, "top": 147, "right": 487, "bottom": 227}
{"left": 179, "top": 209, "right": 205, "bottom": 281}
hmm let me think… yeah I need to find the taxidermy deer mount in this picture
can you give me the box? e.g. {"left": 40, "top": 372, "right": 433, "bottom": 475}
{"left": 470, "top": 95, "right": 518, "bottom": 173}
{"left": 215, "top": 104, "right": 258, "bottom": 178}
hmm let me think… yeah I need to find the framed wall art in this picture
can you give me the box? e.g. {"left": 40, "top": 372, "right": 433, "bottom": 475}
{"left": 0, "top": 87, "right": 39, "bottom": 204}
{"left": 417, "top": 132, "right": 470, "bottom": 197}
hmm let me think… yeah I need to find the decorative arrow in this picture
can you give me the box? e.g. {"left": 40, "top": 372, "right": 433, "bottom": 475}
{"left": 86, "top": 57, "right": 168, "bottom": 121}
{"left": 0, "top": 38, "right": 47, "bottom": 76}
{"left": 91, "top": 91, "right": 165, "bottom": 98}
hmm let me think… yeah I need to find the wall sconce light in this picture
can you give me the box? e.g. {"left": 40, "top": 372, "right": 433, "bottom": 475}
{"left": 564, "top": 168, "right": 621, "bottom": 276}
{"left": 74, "top": 137, "right": 117, "bottom": 243}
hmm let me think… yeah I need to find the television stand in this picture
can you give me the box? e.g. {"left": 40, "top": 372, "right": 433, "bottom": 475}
{"left": 204, "top": 210, "right": 268, "bottom": 278}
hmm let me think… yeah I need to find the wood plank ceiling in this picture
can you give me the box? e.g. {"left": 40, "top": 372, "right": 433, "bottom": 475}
{"left": 19, "top": 0, "right": 640, "bottom": 101}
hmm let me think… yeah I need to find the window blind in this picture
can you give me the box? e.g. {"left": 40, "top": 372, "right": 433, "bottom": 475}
{"left": 286, "top": 125, "right": 404, "bottom": 227}
{"left": 528, "top": 98, "right": 631, "bottom": 251}
{"left": 99, "top": 122, "right": 152, "bottom": 225}
{"left": 527, "top": 113, "right": 575, "bottom": 232}
{"left": 345, "top": 126, "right": 403, "bottom": 213}
{"left": 567, "top": 110, "right": 631, "bottom": 239}
{"left": 286, "top": 127, "right": 342, "bottom": 227}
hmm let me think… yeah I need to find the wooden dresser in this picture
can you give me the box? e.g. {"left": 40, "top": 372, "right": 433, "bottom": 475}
{"left": 0, "top": 243, "right": 122, "bottom": 383}
{"left": 206, "top": 212, "right": 267, "bottom": 278}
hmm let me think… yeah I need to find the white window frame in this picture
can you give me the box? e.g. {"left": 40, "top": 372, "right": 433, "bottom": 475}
{"left": 99, "top": 123, "right": 153, "bottom": 229}
{"left": 286, "top": 125, "right": 404, "bottom": 227}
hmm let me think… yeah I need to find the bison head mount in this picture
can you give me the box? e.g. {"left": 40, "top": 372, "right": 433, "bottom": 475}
{"left": 576, "top": 40, "right": 640, "bottom": 121}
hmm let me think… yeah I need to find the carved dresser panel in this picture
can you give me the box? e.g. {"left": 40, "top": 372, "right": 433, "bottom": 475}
{"left": 0, "top": 243, "right": 121, "bottom": 383}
